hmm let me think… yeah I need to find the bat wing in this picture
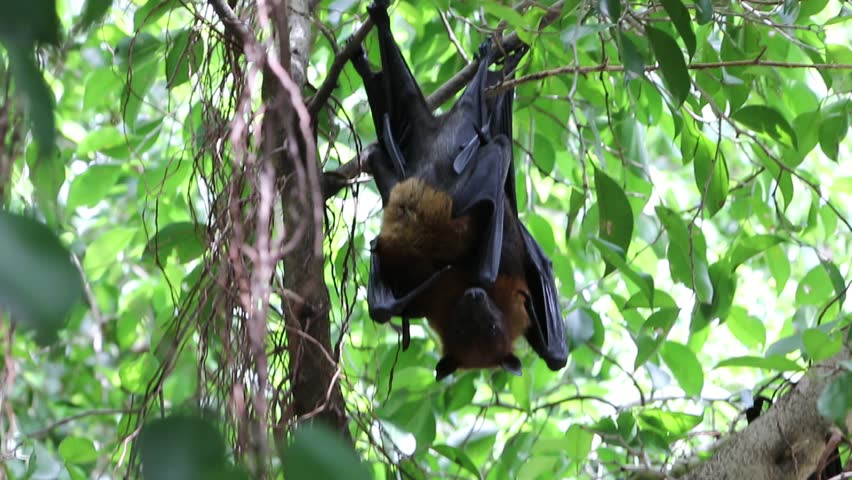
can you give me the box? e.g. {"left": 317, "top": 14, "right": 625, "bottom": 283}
{"left": 486, "top": 46, "right": 567, "bottom": 369}
{"left": 366, "top": 237, "right": 453, "bottom": 323}
{"left": 520, "top": 224, "right": 568, "bottom": 370}
{"left": 450, "top": 137, "right": 513, "bottom": 285}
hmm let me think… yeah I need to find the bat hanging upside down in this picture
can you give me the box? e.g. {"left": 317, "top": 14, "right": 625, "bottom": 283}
{"left": 350, "top": 0, "right": 568, "bottom": 380}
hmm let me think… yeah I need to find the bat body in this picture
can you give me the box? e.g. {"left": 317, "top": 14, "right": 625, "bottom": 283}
{"left": 351, "top": 0, "right": 568, "bottom": 379}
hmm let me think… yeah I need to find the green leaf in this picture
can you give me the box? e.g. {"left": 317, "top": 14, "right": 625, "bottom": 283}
{"left": 133, "top": 0, "right": 181, "bottom": 31}
{"left": 83, "top": 227, "right": 136, "bottom": 280}
{"left": 656, "top": 206, "right": 712, "bottom": 300}
{"left": 821, "top": 260, "right": 846, "bottom": 306}
{"left": 143, "top": 222, "right": 206, "bottom": 263}
{"left": 380, "top": 400, "right": 436, "bottom": 452}
{"left": 660, "top": 0, "right": 696, "bottom": 59}
{"left": 433, "top": 445, "right": 479, "bottom": 478}
{"left": 634, "top": 334, "right": 663, "bottom": 370}
{"left": 140, "top": 415, "right": 246, "bottom": 480}
{"left": 482, "top": 3, "right": 525, "bottom": 29}
{"left": 527, "top": 213, "right": 556, "bottom": 257}
{"left": 564, "top": 424, "right": 594, "bottom": 460}
{"left": 726, "top": 307, "right": 766, "bottom": 349}
{"left": 698, "top": 262, "right": 736, "bottom": 322}
{"left": 731, "top": 105, "right": 798, "bottom": 149}
{"left": 818, "top": 102, "right": 849, "bottom": 162}
{"left": 283, "top": 424, "right": 372, "bottom": 480}
{"left": 802, "top": 328, "right": 842, "bottom": 362}
{"left": 58, "top": 437, "right": 98, "bottom": 465}
{"left": 618, "top": 33, "right": 645, "bottom": 81}
{"left": 642, "top": 308, "right": 679, "bottom": 334}
{"left": 442, "top": 373, "right": 476, "bottom": 412}
{"left": 591, "top": 238, "right": 654, "bottom": 305}
{"left": 728, "top": 234, "right": 784, "bottom": 270}
{"left": 646, "top": 26, "right": 690, "bottom": 107}
{"left": 694, "top": 0, "right": 713, "bottom": 24}
{"left": 817, "top": 373, "right": 852, "bottom": 428}
{"left": 67, "top": 165, "right": 123, "bottom": 212}
{"left": 637, "top": 409, "right": 702, "bottom": 439}
{"left": 28, "top": 145, "right": 65, "bottom": 216}
{"left": 766, "top": 245, "right": 790, "bottom": 294}
{"left": 715, "top": 355, "right": 802, "bottom": 371}
{"left": 0, "top": 212, "right": 82, "bottom": 343}
{"left": 510, "top": 370, "right": 532, "bottom": 411}
{"left": 119, "top": 353, "right": 159, "bottom": 393}
{"left": 77, "top": 127, "right": 128, "bottom": 156}
{"left": 686, "top": 130, "right": 729, "bottom": 217}
{"left": 83, "top": 68, "right": 123, "bottom": 111}
{"left": 604, "top": 0, "right": 622, "bottom": 21}
{"left": 795, "top": 265, "right": 833, "bottom": 306}
{"left": 661, "top": 341, "right": 704, "bottom": 396}
{"left": 78, "top": 0, "right": 113, "bottom": 31}
{"left": 0, "top": 0, "right": 61, "bottom": 46}
{"left": 6, "top": 48, "right": 56, "bottom": 159}
{"left": 799, "top": 0, "right": 829, "bottom": 18}
{"left": 565, "top": 187, "right": 585, "bottom": 238}
{"left": 594, "top": 168, "right": 634, "bottom": 274}
{"left": 165, "top": 29, "right": 204, "bottom": 89}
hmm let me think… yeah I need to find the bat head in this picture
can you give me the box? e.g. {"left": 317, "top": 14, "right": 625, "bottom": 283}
{"left": 434, "top": 287, "right": 522, "bottom": 380}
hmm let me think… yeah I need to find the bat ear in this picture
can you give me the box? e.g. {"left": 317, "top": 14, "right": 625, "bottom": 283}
{"left": 500, "top": 354, "right": 522, "bottom": 376}
{"left": 435, "top": 357, "right": 458, "bottom": 380}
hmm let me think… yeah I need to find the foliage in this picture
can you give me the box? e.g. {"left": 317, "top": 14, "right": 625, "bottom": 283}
{"left": 0, "top": 0, "right": 849, "bottom": 479}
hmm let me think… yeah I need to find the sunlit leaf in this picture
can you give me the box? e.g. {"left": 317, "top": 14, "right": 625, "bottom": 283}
{"left": 726, "top": 307, "right": 766, "bottom": 349}
{"left": 715, "top": 355, "right": 802, "bottom": 371}
{"left": 638, "top": 409, "right": 702, "bottom": 439}
{"left": 661, "top": 341, "right": 703, "bottom": 396}
{"left": 802, "top": 328, "right": 842, "bottom": 362}
{"left": 59, "top": 437, "right": 98, "bottom": 465}
{"left": 728, "top": 234, "right": 784, "bottom": 270}
{"left": 564, "top": 425, "right": 594, "bottom": 460}
{"left": 66, "top": 165, "right": 123, "bottom": 212}
{"left": 796, "top": 265, "right": 833, "bottom": 306}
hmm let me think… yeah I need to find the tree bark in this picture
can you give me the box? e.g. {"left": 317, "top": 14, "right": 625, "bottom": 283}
{"left": 261, "top": 0, "right": 349, "bottom": 437}
{"left": 684, "top": 348, "right": 849, "bottom": 480}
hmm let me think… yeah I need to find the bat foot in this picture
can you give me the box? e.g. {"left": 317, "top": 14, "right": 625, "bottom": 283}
{"left": 349, "top": 45, "right": 372, "bottom": 76}
{"left": 368, "top": 0, "right": 391, "bottom": 14}
{"left": 476, "top": 41, "right": 491, "bottom": 60}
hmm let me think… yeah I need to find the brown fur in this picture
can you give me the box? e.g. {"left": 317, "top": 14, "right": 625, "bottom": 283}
{"left": 376, "top": 178, "right": 532, "bottom": 372}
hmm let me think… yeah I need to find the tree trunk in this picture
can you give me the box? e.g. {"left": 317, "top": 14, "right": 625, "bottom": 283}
{"left": 684, "top": 348, "right": 849, "bottom": 480}
{"left": 261, "top": 0, "right": 349, "bottom": 437}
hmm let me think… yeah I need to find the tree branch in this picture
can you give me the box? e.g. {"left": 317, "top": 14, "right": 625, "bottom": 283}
{"left": 320, "top": 0, "right": 566, "bottom": 200}
{"left": 684, "top": 349, "right": 850, "bottom": 480}
{"left": 307, "top": 18, "right": 375, "bottom": 117}
{"left": 491, "top": 58, "right": 852, "bottom": 95}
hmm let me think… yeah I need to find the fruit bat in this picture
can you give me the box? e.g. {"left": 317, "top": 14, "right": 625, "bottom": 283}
{"left": 350, "top": 0, "right": 568, "bottom": 379}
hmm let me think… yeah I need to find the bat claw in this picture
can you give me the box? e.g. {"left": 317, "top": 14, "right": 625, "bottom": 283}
{"left": 478, "top": 41, "right": 490, "bottom": 57}
{"left": 368, "top": 0, "right": 391, "bottom": 13}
